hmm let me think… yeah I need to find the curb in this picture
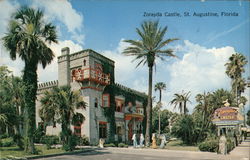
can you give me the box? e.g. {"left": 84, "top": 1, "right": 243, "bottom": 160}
{"left": 26, "top": 148, "right": 95, "bottom": 159}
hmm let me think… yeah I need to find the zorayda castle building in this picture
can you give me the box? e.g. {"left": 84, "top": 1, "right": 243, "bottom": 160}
{"left": 36, "top": 47, "right": 147, "bottom": 144}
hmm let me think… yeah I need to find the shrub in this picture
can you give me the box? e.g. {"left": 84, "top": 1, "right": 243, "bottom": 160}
{"left": 45, "top": 138, "right": 53, "bottom": 150}
{"left": 171, "top": 115, "right": 196, "bottom": 145}
{"left": 118, "top": 143, "right": 128, "bottom": 148}
{"left": 226, "top": 137, "right": 234, "bottom": 153}
{"left": 0, "top": 137, "right": 15, "bottom": 147}
{"left": 62, "top": 144, "right": 71, "bottom": 151}
{"left": 40, "top": 135, "right": 60, "bottom": 145}
{"left": 0, "top": 133, "right": 9, "bottom": 139}
{"left": 104, "top": 143, "right": 116, "bottom": 147}
{"left": 13, "top": 134, "right": 24, "bottom": 150}
{"left": 198, "top": 139, "right": 218, "bottom": 152}
{"left": 62, "top": 135, "right": 78, "bottom": 151}
{"left": 78, "top": 135, "right": 89, "bottom": 146}
{"left": 34, "top": 126, "right": 45, "bottom": 143}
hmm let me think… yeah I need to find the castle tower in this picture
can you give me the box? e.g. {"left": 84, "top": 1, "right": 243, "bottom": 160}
{"left": 58, "top": 47, "right": 70, "bottom": 86}
{"left": 57, "top": 48, "right": 114, "bottom": 144}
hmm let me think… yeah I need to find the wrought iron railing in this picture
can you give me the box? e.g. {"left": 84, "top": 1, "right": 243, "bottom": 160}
{"left": 73, "top": 68, "right": 110, "bottom": 85}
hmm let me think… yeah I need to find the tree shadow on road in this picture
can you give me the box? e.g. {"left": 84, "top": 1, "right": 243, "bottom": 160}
{"left": 75, "top": 148, "right": 111, "bottom": 157}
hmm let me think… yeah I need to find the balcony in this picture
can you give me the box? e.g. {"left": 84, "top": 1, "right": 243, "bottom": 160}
{"left": 115, "top": 112, "right": 124, "bottom": 119}
{"left": 73, "top": 68, "right": 110, "bottom": 85}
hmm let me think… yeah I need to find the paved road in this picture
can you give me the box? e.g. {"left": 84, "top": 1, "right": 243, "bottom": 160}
{"left": 37, "top": 139, "right": 250, "bottom": 160}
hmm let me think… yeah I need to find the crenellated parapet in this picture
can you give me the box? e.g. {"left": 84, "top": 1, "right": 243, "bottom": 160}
{"left": 58, "top": 49, "right": 114, "bottom": 66}
{"left": 37, "top": 80, "right": 58, "bottom": 93}
{"left": 115, "top": 83, "right": 147, "bottom": 98}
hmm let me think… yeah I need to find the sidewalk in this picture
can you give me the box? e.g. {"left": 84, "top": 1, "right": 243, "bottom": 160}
{"left": 227, "top": 138, "right": 250, "bottom": 160}
{"left": 100, "top": 140, "right": 250, "bottom": 160}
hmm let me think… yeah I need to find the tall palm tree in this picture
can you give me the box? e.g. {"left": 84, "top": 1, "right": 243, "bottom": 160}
{"left": 210, "top": 88, "right": 236, "bottom": 110}
{"left": 182, "top": 91, "right": 191, "bottom": 114}
{"left": 225, "top": 53, "right": 247, "bottom": 106}
{"left": 0, "top": 66, "right": 24, "bottom": 137}
{"left": 154, "top": 82, "right": 166, "bottom": 134}
{"left": 155, "top": 82, "right": 166, "bottom": 102}
{"left": 9, "top": 76, "right": 24, "bottom": 135}
{"left": 194, "top": 92, "right": 212, "bottom": 141}
{"left": 40, "top": 85, "right": 86, "bottom": 149}
{"left": 170, "top": 91, "right": 191, "bottom": 115}
{"left": 123, "top": 21, "right": 178, "bottom": 146}
{"left": 2, "top": 7, "right": 58, "bottom": 153}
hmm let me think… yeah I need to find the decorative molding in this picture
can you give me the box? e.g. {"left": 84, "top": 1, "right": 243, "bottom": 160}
{"left": 81, "top": 86, "right": 103, "bottom": 91}
{"left": 38, "top": 80, "right": 58, "bottom": 89}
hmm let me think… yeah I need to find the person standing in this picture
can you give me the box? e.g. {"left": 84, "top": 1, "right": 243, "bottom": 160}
{"left": 219, "top": 134, "right": 227, "bottom": 155}
{"left": 139, "top": 134, "right": 144, "bottom": 148}
{"left": 152, "top": 133, "right": 157, "bottom": 149}
{"left": 132, "top": 133, "right": 137, "bottom": 148}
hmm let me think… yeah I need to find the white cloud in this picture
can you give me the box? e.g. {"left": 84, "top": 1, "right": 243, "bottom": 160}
{"left": 32, "top": 0, "right": 83, "bottom": 33}
{"left": 242, "top": 88, "right": 250, "bottom": 112}
{"left": 0, "top": 0, "right": 19, "bottom": 37}
{"left": 0, "top": 0, "right": 84, "bottom": 81}
{"left": 101, "top": 39, "right": 147, "bottom": 87}
{"left": 37, "top": 40, "right": 83, "bottom": 82}
{"left": 164, "top": 40, "right": 235, "bottom": 112}
{"left": 31, "top": 0, "right": 85, "bottom": 45}
{"left": 1, "top": 39, "right": 83, "bottom": 82}
{"left": 100, "top": 39, "right": 239, "bottom": 113}
{"left": 0, "top": 0, "right": 23, "bottom": 78}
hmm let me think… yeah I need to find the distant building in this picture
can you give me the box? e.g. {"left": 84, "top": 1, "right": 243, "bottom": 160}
{"left": 36, "top": 47, "right": 147, "bottom": 144}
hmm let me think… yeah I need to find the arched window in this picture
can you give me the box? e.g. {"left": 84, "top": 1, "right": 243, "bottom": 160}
{"left": 83, "top": 59, "right": 86, "bottom": 66}
{"left": 95, "top": 98, "right": 98, "bottom": 108}
{"left": 116, "top": 105, "right": 121, "bottom": 112}
{"left": 71, "top": 69, "right": 76, "bottom": 82}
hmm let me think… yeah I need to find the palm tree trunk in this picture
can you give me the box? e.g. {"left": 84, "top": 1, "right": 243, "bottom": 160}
{"left": 158, "top": 111, "right": 161, "bottom": 134}
{"left": 159, "top": 90, "right": 162, "bottom": 102}
{"left": 145, "top": 66, "right": 153, "bottom": 147}
{"left": 23, "top": 62, "right": 37, "bottom": 153}
{"left": 236, "top": 83, "right": 238, "bottom": 107}
{"left": 184, "top": 102, "right": 186, "bottom": 115}
{"left": 15, "top": 103, "right": 21, "bottom": 135}
{"left": 158, "top": 90, "right": 162, "bottom": 134}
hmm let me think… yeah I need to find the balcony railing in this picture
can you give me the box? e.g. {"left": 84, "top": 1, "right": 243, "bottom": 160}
{"left": 73, "top": 68, "right": 110, "bottom": 85}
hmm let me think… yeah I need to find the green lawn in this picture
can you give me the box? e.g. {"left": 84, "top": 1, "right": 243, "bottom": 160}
{"left": 0, "top": 145, "right": 65, "bottom": 159}
{"left": 165, "top": 140, "right": 199, "bottom": 151}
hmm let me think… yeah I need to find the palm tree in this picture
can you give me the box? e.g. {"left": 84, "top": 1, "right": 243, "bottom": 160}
{"left": 40, "top": 85, "right": 86, "bottom": 149}
{"left": 9, "top": 76, "right": 25, "bottom": 135}
{"left": 123, "top": 21, "right": 178, "bottom": 146}
{"left": 182, "top": 91, "right": 191, "bottom": 114}
{"left": 194, "top": 92, "right": 213, "bottom": 141}
{"left": 210, "top": 89, "right": 236, "bottom": 110}
{"left": 155, "top": 82, "right": 166, "bottom": 102}
{"left": 2, "top": 7, "right": 58, "bottom": 153}
{"left": 0, "top": 114, "right": 8, "bottom": 125}
{"left": 154, "top": 82, "right": 166, "bottom": 134}
{"left": 0, "top": 66, "right": 24, "bottom": 137}
{"left": 232, "top": 77, "right": 247, "bottom": 98}
{"left": 170, "top": 91, "right": 191, "bottom": 115}
{"left": 225, "top": 53, "right": 247, "bottom": 106}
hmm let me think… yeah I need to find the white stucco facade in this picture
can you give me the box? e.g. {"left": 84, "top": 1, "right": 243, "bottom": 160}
{"left": 36, "top": 48, "right": 147, "bottom": 144}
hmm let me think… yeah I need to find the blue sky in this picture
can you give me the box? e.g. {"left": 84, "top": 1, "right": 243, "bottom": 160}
{"left": 76, "top": 1, "right": 249, "bottom": 53}
{"left": 0, "top": 0, "right": 249, "bottom": 112}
